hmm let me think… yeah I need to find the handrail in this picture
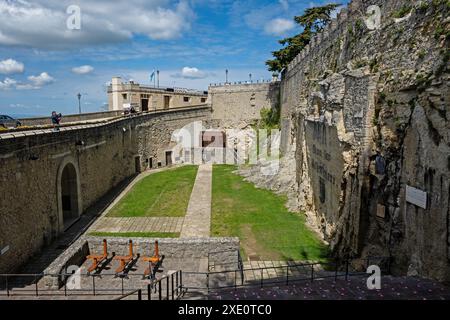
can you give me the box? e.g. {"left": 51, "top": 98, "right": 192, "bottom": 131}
{"left": 115, "top": 289, "right": 142, "bottom": 300}
{"left": 0, "top": 270, "right": 184, "bottom": 300}
{"left": 0, "top": 256, "right": 390, "bottom": 298}
{"left": 182, "top": 256, "right": 391, "bottom": 292}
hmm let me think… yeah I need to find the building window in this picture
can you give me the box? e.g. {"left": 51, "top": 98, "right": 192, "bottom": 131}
{"left": 201, "top": 98, "right": 207, "bottom": 103}
{"left": 122, "top": 93, "right": 127, "bottom": 100}
{"left": 184, "top": 97, "right": 190, "bottom": 102}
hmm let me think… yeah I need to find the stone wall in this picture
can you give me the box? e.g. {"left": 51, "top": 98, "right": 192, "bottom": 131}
{"left": 253, "top": 0, "right": 449, "bottom": 281}
{"left": 136, "top": 108, "right": 211, "bottom": 168}
{"left": 18, "top": 110, "right": 123, "bottom": 127}
{"left": 209, "top": 82, "right": 280, "bottom": 129}
{"left": 0, "top": 106, "right": 211, "bottom": 273}
{"left": 42, "top": 236, "right": 240, "bottom": 289}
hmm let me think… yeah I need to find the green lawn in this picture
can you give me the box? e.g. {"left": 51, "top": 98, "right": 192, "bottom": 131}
{"left": 212, "top": 165, "right": 329, "bottom": 262}
{"left": 88, "top": 232, "right": 179, "bottom": 238}
{"left": 107, "top": 165, "right": 198, "bottom": 217}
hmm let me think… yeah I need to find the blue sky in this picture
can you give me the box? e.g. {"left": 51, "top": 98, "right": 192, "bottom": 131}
{"left": 0, "top": 0, "right": 346, "bottom": 117}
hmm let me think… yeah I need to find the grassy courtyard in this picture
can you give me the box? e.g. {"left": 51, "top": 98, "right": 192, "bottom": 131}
{"left": 107, "top": 165, "right": 198, "bottom": 217}
{"left": 212, "top": 165, "right": 329, "bottom": 262}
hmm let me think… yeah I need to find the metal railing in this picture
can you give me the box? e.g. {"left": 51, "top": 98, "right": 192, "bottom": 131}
{"left": 0, "top": 256, "right": 390, "bottom": 298}
{"left": 182, "top": 256, "right": 391, "bottom": 293}
{"left": 209, "top": 79, "right": 278, "bottom": 87}
{"left": 115, "top": 270, "right": 184, "bottom": 301}
{"left": 0, "top": 270, "right": 184, "bottom": 300}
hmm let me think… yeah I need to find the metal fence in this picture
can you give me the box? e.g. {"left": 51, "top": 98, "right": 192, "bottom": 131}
{"left": 0, "top": 256, "right": 390, "bottom": 299}
{"left": 182, "top": 256, "right": 391, "bottom": 293}
{"left": 0, "top": 270, "right": 183, "bottom": 300}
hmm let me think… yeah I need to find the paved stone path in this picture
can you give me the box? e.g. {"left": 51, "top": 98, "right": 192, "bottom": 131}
{"left": 89, "top": 217, "right": 184, "bottom": 233}
{"left": 207, "top": 275, "right": 450, "bottom": 300}
{"left": 180, "top": 164, "right": 212, "bottom": 238}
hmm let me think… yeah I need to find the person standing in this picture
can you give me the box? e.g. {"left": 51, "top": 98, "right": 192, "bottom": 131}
{"left": 51, "top": 111, "right": 62, "bottom": 131}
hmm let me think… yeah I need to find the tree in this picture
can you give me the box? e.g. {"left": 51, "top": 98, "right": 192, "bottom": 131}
{"left": 266, "top": 3, "right": 341, "bottom": 73}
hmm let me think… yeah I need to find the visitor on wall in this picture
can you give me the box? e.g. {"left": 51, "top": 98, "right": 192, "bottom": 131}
{"left": 51, "top": 111, "right": 62, "bottom": 131}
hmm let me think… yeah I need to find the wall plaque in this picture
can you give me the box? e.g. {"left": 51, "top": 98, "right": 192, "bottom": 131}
{"left": 406, "top": 185, "right": 427, "bottom": 209}
{"left": 376, "top": 204, "right": 386, "bottom": 218}
{"left": 0, "top": 245, "right": 10, "bottom": 256}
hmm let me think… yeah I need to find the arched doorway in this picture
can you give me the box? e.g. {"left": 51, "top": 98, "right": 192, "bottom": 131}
{"left": 57, "top": 159, "right": 82, "bottom": 232}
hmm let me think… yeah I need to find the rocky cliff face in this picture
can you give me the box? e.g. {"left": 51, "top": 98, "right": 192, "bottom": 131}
{"left": 240, "top": 0, "right": 450, "bottom": 281}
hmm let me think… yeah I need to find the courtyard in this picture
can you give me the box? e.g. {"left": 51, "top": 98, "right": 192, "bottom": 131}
{"left": 88, "top": 164, "right": 329, "bottom": 263}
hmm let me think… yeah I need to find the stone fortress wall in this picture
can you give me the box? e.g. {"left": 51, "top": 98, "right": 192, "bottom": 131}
{"left": 209, "top": 81, "right": 280, "bottom": 129}
{"left": 42, "top": 236, "right": 240, "bottom": 289}
{"left": 273, "top": 0, "right": 450, "bottom": 280}
{"left": 0, "top": 106, "right": 210, "bottom": 273}
{"left": 1, "top": 0, "right": 448, "bottom": 283}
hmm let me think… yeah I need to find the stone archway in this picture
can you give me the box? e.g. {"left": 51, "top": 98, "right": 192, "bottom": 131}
{"left": 56, "top": 157, "right": 82, "bottom": 232}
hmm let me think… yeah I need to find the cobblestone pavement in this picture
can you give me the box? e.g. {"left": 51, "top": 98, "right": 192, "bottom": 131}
{"left": 180, "top": 164, "right": 212, "bottom": 238}
{"left": 89, "top": 217, "right": 184, "bottom": 233}
{"left": 208, "top": 276, "right": 450, "bottom": 300}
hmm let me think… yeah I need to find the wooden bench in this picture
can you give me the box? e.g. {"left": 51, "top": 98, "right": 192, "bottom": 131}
{"left": 86, "top": 239, "right": 109, "bottom": 273}
{"left": 113, "top": 240, "right": 135, "bottom": 274}
{"left": 142, "top": 241, "right": 165, "bottom": 279}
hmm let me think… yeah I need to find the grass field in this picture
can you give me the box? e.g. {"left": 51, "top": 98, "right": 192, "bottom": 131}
{"left": 107, "top": 165, "right": 198, "bottom": 217}
{"left": 88, "top": 232, "right": 180, "bottom": 238}
{"left": 211, "top": 165, "right": 329, "bottom": 262}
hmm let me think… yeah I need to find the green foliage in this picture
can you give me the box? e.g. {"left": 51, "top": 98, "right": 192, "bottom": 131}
{"left": 107, "top": 166, "right": 198, "bottom": 217}
{"left": 354, "top": 59, "right": 367, "bottom": 68}
{"left": 393, "top": 5, "right": 412, "bottom": 18}
{"left": 418, "top": 49, "right": 426, "bottom": 59}
{"left": 372, "top": 115, "right": 379, "bottom": 126}
{"left": 416, "top": 73, "right": 432, "bottom": 92}
{"left": 370, "top": 57, "right": 379, "bottom": 72}
{"left": 211, "top": 165, "right": 329, "bottom": 262}
{"left": 259, "top": 104, "right": 281, "bottom": 129}
{"left": 266, "top": 3, "right": 341, "bottom": 72}
{"left": 434, "top": 24, "right": 450, "bottom": 40}
{"left": 355, "top": 19, "right": 365, "bottom": 33}
{"left": 417, "top": 1, "right": 430, "bottom": 13}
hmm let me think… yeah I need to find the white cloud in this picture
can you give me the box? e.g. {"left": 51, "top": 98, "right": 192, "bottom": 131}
{"left": 72, "top": 65, "right": 94, "bottom": 74}
{"left": 0, "top": 0, "right": 194, "bottom": 50}
{"left": 2, "top": 72, "right": 55, "bottom": 90}
{"left": 27, "top": 72, "right": 54, "bottom": 87}
{"left": 264, "top": 18, "right": 295, "bottom": 36}
{"left": 279, "top": 0, "right": 289, "bottom": 11}
{"left": 0, "top": 77, "right": 17, "bottom": 90}
{"left": 0, "top": 59, "right": 25, "bottom": 74}
{"left": 172, "top": 67, "right": 209, "bottom": 79}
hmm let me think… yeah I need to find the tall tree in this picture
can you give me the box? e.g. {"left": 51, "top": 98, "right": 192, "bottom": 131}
{"left": 266, "top": 3, "right": 341, "bottom": 73}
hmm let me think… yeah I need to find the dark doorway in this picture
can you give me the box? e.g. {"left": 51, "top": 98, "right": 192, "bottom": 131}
{"left": 148, "top": 157, "right": 153, "bottom": 169}
{"left": 141, "top": 99, "right": 149, "bottom": 112}
{"left": 164, "top": 96, "right": 170, "bottom": 109}
{"left": 61, "top": 163, "right": 80, "bottom": 230}
{"left": 202, "top": 131, "right": 226, "bottom": 148}
{"left": 166, "top": 151, "right": 173, "bottom": 166}
{"left": 135, "top": 156, "right": 141, "bottom": 173}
